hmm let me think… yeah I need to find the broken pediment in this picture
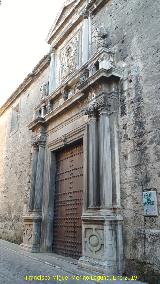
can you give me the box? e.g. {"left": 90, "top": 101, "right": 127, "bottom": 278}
{"left": 47, "top": 0, "right": 79, "bottom": 44}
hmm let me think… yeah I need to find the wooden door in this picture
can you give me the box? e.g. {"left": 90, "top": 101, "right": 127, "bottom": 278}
{"left": 53, "top": 142, "right": 83, "bottom": 259}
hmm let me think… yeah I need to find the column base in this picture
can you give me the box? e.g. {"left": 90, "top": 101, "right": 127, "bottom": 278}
{"left": 80, "top": 211, "right": 124, "bottom": 275}
{"left": 20, "top": 212, "right": 42, "bottom": 253}
{"left": 78, "top": 256, "right": 117, "bottom": 275}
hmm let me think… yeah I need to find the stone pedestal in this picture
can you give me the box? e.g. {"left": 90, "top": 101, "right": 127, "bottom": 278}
{"left": 20, "top": 212, "right": 42, "bottom": 252}
{"left": 78, "top": 213, "right": 123, "bottom": 275}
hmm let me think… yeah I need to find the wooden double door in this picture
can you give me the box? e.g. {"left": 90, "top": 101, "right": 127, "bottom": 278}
{"left": 53, "top": 141, "right": 83, "bottom": 259}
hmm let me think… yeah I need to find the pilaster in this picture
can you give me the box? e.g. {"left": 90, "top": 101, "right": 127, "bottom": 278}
{"left": 99, "top": 108, "right": 112, "bottom": 209}
{"left": 49, "top": 48, "right": 56, "bottom": 95}
{"left": 28, "top": 143, "right": 39, "bottom": 211}
{"left": 82, "top": 10, "right": 90, "bottom": 64}
{"left": 85, "top": 105, "right": 99, "bottom": 208}
{"left": 34, "top": 135, "right": 46, "bottom": 210}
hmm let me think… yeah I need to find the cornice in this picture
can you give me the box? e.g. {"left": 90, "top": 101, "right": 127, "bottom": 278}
{"left": 0, "top": 54, "right": 50, "bottom": 117}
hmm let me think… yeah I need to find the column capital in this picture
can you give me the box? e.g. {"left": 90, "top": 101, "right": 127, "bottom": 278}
{"left": 85, "top": 92, "right": 119, "bottom": 118}
{"left": 32, "top": 132, "right": 47, "bottom": 148}
{"left": 81, "top": 8, "right": 89, "bottom": 19}
{"left": 49, "top": 46, "right": 56, "bottom": 55}
{"left": 85, "top": 100, "right": 98, "bottom": 118}
{"left": 32, "top": 142, "right": 39, "bottom": 150}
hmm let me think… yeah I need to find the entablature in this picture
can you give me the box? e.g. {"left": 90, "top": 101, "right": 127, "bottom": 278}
{"left": 30, "top": 48, "right": 123, "bottom": 131}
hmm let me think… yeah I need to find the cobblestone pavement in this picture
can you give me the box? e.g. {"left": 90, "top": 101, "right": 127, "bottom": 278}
{"left": 0, "top": 240, "right": 147, "bottom": 284}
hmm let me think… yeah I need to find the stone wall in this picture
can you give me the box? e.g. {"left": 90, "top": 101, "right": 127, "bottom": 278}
{"left": 91, "top": 0, "right": 160, "bottom": 280}
{"left": 0, "top": 66, "right": 49, "bottom": 244}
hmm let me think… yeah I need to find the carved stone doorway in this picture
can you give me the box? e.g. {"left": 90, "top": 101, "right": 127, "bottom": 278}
{"left": 52, "top": 141, "right": 83, "bottom": 259}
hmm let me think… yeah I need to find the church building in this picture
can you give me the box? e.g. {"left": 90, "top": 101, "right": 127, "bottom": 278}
{"left": 0, "top": 0, "right": 160, "bottom": 281}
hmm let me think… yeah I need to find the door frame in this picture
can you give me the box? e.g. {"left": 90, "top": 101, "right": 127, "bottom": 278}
{"left": 40, "top": 124, "right": 88, "bottom": 254}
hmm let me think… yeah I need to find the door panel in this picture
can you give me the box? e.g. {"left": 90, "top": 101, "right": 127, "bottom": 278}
{"left": 53, "top": 142, "right": 83, "bottom": 259}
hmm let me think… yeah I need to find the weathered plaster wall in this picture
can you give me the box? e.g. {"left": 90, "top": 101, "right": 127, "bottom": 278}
{"left": 91, "top": 0, "right": 160, "bottom": 280}
{"left": 0, "top": 67, "right": 49, "bottom": 244}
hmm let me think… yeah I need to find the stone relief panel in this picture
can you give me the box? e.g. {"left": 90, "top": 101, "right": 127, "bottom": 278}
{"left": 59, "top": 29, "right": 82, "bottom": 81}
{"left": 23, "top": 223, "right": 33, "bottom": 245}
{"left": 84, "top": 225, "right": 104, "bottom": 259}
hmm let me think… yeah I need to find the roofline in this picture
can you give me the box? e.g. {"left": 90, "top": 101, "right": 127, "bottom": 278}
{"left": 0, "top": 54, "right": 50, "bottom": 117}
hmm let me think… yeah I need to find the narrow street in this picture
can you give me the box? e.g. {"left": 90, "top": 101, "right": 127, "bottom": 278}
{"left": 0, "top": 240, "right": 147, "bottom": 284}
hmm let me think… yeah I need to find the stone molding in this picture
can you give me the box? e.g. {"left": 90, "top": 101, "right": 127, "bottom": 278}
{"left": 48, "top": 110, "right": 84, "bottom": 135}
{"left": 48, "top": 124, "right": 86, "bottom": 150}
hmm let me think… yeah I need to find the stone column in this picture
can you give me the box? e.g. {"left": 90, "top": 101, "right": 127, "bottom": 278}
{"left": 34, "top": 135, "right": 46, "bottom": 211}
{"left": 21, "top": 132, "right": 46, "bottom": 253}
{"left": 41, "top": 150, "right": 56, "bottom": 252}
{"left": 28, "top": 143, "right": 39, "bottom": 211}
{"left": 88, "top": 115, "right": 99, "bottom": 208}
{"left": 99, "top": 108, "right": 112, "bottom": 209}
{"left": 49, "top": 48, "right": 56, "bottom": 95}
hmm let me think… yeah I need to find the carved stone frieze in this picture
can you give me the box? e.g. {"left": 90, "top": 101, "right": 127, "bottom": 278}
{"left": 60, "top": 30, "right": 81, "bottom": 80}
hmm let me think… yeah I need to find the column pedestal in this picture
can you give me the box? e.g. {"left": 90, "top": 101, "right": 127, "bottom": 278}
{"left": 78, "top": 213, "right": 123, "bottom": 275}
{"left": 20, "top": 212, "right": 42, "bottom": 252}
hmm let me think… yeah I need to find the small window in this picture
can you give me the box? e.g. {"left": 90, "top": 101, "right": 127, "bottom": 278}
{"left": 10, "top": 104, "right": 20, "bottom": 133}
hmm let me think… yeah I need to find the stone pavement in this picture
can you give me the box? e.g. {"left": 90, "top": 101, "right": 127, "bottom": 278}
{"left": 0, "top": 240, "right": 147, "bottom": 284}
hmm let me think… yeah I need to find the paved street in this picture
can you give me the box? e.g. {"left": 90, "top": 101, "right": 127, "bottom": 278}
{"left": 0, "top": 240, "right": 147, "bottom": 284}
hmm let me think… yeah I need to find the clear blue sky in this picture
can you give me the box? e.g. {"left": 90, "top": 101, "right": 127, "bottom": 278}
{"left": 0, "top": 0, "right": 65, "bottom": 107}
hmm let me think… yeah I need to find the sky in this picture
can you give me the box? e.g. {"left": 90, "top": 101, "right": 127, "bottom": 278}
{"left": 0, "top": 0, "right": 65, "bottom": 107}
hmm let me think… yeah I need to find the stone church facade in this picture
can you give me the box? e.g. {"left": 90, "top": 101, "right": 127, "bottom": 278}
{"left": 0, "top": 0, "right": 160, "bottom": 281}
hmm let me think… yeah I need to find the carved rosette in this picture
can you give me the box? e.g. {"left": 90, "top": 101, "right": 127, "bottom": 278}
{"left": 84, "top": 227, "right": 104, "bottom": 257}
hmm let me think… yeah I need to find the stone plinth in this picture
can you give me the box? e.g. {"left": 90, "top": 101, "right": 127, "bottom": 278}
{"left": 20, "top": 212, "right": 42, "bottom": 253}
{"left": 78, "top": 212, "right": 123, "bottom": 275}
